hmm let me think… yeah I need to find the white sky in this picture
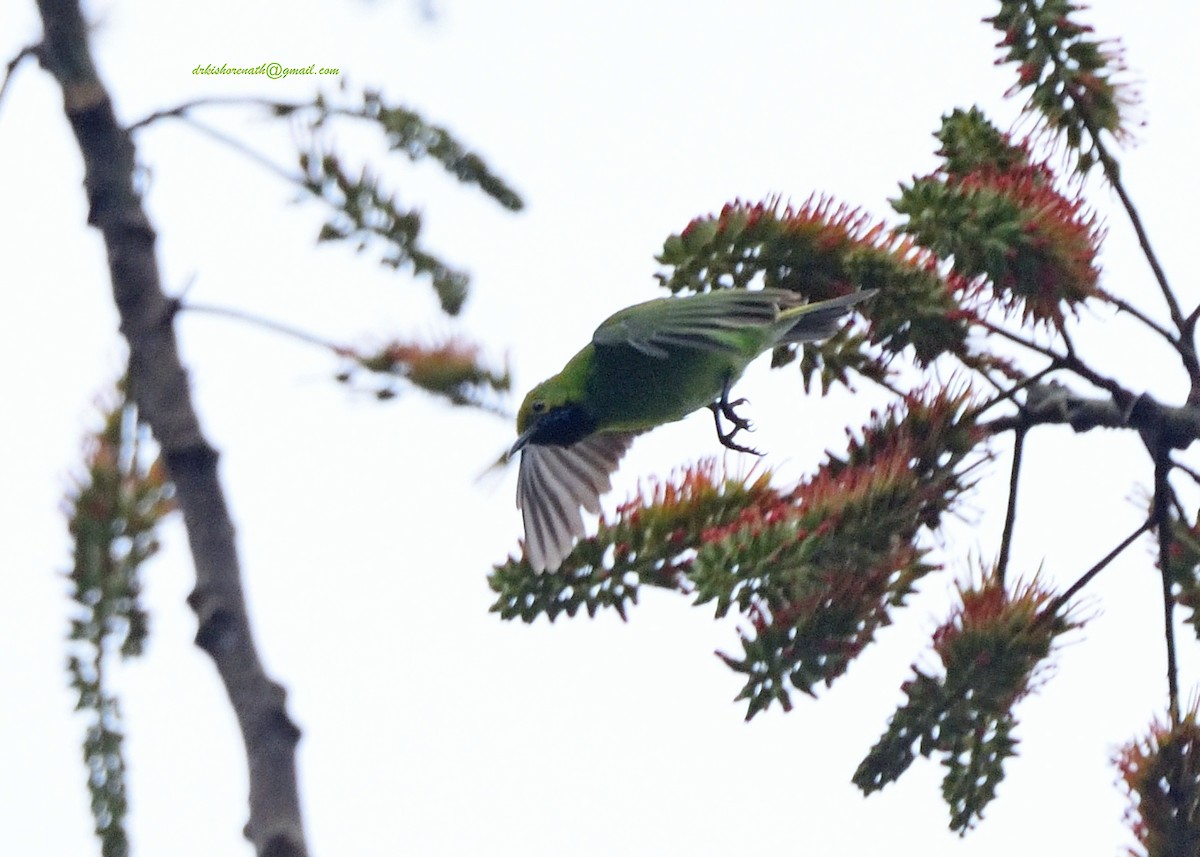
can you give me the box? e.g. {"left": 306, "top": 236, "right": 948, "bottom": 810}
{"left": 3, "top": 1, "right": 1199, "bottom": 854}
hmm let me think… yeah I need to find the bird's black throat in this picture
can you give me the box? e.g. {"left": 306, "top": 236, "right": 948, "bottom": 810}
{"left": 529, "top": 404, "right": 598, "bottom": 447}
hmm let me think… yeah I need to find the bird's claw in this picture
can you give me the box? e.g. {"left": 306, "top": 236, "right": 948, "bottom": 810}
{"left": 708, "top": 398, "right": 761, "bottom": 456}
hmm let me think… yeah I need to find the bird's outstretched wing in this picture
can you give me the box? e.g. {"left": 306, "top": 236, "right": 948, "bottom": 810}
{"left": 592, "top": 289, "right": 804, "bottom": 359}
{"left": 516, "top": 431, "right": 638, "bottom": 573}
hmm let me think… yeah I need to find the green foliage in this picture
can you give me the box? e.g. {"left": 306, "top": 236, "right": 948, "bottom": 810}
{"left": 493, "top": 389, "right": 986, "bottom": 720}
{"left": 986, "top": 0, "right": 1136, "bottom": 172}
{"left": 287, "top": 84, "right": 523, "bottom": 315}
{"left": 935, "top": 107, "right": 1032, "bottom": 178}
{"left": 337, "top": 88, "right": 524, "bottom": 211}
{"left": 1116, "top": 709, "right": 1200, "bottom": 857}
{"left": 64, "top": 383, "right": 176, "bottom": 857}
{"left": 854, "top": 571, "right": 1082, "bottom": 832}
{"left": 894, "top": 109, "right": 1101, "bottom": 329}
{"left": 302, "top": 148, "right": 471, "bottom": 314}
{"left": 491, "top": 461, "right": 776, "bottom": 622}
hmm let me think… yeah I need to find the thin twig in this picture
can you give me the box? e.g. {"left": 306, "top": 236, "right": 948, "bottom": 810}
{"left": 1094, "top": 136, "right": 1184, "bottom": 332}
{"left": 181, "top": 301, "right": 351, "bottom": 355}
{"left": 1078, "top": 111, "right": 1200, "bottom": 401}
{"left": 1101, "top": 291, "right": 1179, "bottom": 344}
{"left": 0, "top": 43, "right": 39, "bottom": 115}
{"left": 1044, "top": 518, "right": 1152, "bottom": 619}
{"left": 1025, "top": 4, "right": 1183, "bottom": 339}
{"left": 861, "top": 369, "right": 907, "bottom": 400}
{"left": 127, "top": 95, "right": 298, "bottom": 132}
{"left": 976, "top": 318, "right": 1067, "bottom": 363}
{"left": 1171, "top": 457, "right": 1200, "bottom": 490}
{"left": 173, "top": 115, "right": 302, "bottom": 186}
{"left": 996, "top": 426, "right": 1026, "bottom": 587}
{"left": 1023, "top": 12, "right": 1197, "bottom": 399}
{"left": 976, "top": 318, "right": 1132, "bottom": 406}
{"left": 1152, "top": 444, "right": 1182, "bottom": 724}
{"left": 965, "top": 364, "right": 1056, "bottom": 422}
{"left": 1169, "top": 483, "right": 1190, "bottom": 526}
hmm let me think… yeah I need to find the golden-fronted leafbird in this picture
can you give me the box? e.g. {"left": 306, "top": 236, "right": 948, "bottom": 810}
{"left": 511, "top": 288, "right": 874, "bottom": 572}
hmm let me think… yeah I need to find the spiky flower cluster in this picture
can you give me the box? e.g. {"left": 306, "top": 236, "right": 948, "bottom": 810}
{"left": 490, "top": 460, "right": 780, "bottom": 622}
{"left": 707, "top": 388, "right": 984, "bottom": 717}
{"left": 854, "top": 570, "right": 1082, "bottom": 833}
{"left": 64, "top": 388, "right": 175, "bottom": 857}
{"left": 344, "top": 335, "right": 510, "bottom": 410}
{"left": 491, "top": 389, "right": 985, "bottom": 720}
{"left": 1115, "top": 710, "right": 1200, "bottom": 857}
{"left": 987, "top": 0, "right": 1138, "bottom": 172}
{"left": 895, "top": 109, "right": 1102, "bottom": 328}
{"left": 656, "top": 196, "right": 975, "bottom": 387}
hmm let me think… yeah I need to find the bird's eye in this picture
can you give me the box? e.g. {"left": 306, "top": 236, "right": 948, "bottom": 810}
{"left": 531, "top": 400, "right": 546, "bottom": 414}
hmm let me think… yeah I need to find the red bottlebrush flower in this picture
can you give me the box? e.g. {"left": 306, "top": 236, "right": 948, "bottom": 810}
{"left": 932, "top": 572, "right": 1080, "bottom": 696}
{"left": 663, "top": 194, "right": 901, "bottom": 300}
{"left": 1116, "top": 709, "right": 1200, "bottom": 857}
{"left": 664, "top": 194, "right": 978, "bottom": 375}
{"left": 855, "top": 567, "right": 1083, "bottom": 831}
{"left": 349, "top": 335, "right": 510, "bottom": 408}
{"left": 898, "top": 159, "right": 1102, "bottom": 329}
{"left": 987, "top": 0, "right": 1140, "bottom": 160}
{"left": 960, "top": 165, "right": 1101, "bottom": 325}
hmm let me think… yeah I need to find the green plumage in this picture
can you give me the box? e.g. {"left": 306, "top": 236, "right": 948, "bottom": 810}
{"left": 516, "top": 288, "right": 867, "bottom": 435}
{"left": 511, "top": 287, "right": 873, "bottom": 573}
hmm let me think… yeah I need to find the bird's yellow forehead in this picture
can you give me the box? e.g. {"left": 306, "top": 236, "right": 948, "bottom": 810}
{"left": 516, "top": 377, "right": 569, "bottom": 433}
{"left": 516, "top": 388, "right": 540, "bottom": 433}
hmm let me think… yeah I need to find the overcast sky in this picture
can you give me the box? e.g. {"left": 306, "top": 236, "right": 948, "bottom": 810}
{"left": 3, "top": 1, "right": 1199, "bottom": 855}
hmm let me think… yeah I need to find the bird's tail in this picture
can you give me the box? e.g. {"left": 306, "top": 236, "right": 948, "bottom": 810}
{"left": 778, "top": 289, "right": 876, "bottom": 344}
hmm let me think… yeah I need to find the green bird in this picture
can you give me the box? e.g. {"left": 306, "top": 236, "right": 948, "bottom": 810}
{"left": 511, "top": 287, "right": 873, "bottom": 573}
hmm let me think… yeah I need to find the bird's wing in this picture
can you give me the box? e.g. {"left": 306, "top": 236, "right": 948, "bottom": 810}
{"left": 592, "top": 289, "right": 805, "bottom": 359}
{"left": 516, "top": 431, "right": 638, "bottom": 573}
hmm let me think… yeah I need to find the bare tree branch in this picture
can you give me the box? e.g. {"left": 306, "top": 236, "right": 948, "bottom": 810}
{"left": 1044, "top": 519, "right": 1153, "bottom": 620}
{"left": 34, "top": 1, "right": 309, "bottom": 854}
{"left": 182, "top": 301, "right": 352, "bottom": 355}
{"left": 1067, "top": 90, "right": 1200, "bottom": 401}
{"left": 0, "top": 42, "right": 39, "bottom": 112}
{"left": 981, "top": 384, "right": 1200, "bottom": 450}
{"left": 1102, "top": 291, "right": 1179, "bottom": 344}
{"left": 995, "top": 426, "right": 1026, "bottom": 587}
{"left": 1151, "top": 443, "right": 1181, "bottom": 724}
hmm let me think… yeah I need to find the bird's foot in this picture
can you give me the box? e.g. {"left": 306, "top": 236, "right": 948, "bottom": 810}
{"left": 707, "top": 399, "right": 761, "bottom": 456}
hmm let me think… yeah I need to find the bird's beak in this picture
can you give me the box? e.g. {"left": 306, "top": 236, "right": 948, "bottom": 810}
{"left": 509, "top": 425, "right": 537, "bottom": 458}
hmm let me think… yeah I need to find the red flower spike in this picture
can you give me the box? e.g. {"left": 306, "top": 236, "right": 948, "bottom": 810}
{"left": 1116, "top": 708, "right": 1200, "bottom": 857}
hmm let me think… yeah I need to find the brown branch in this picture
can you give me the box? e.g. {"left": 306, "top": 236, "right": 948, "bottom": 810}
{"left": 1043, "top": 519, "right": 1152, "bottom": 620}
{"left": 995, "top": 426, "right": 1026, "bottom": 587}
{"left": 1101, "top": 291, "right": 1179, "bottom": 345}
{"left": 1025, "top": 11, "right": 1187, "bottom": 353}
{"left": 34, "top": 1, "right": 309, "bottom": 855}
{"left": 182, "top": 300, "right": 351, "bottom": 355}
{"left": 981, "top": 385, "right": 1200, "bottom": 451}
{"left": 1151, "top": 442, "right": 1181, "bottom": 724}
{"left": 1171, "top": 457, "right": 1200, "bottom": 490}
{"left": 1064, "top": 80, "right": 1200, "bottom": 401}
{"left": 1094, "top": 136, "right": 1185, "bottom": 334}
{"left": 126, "top": 94, "right": 296, "bottom": 131}
{"left": 166, "top": 114, "right": 303, "bottom": 186}
{"left": 975, "top": 317, "right": 1132, "bottom": 407}
{"left": 964, "top": 363, "right": 1056, "bottom": 422}
{"left": 0, "top": 42, "right": 39, "bottom": 113}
